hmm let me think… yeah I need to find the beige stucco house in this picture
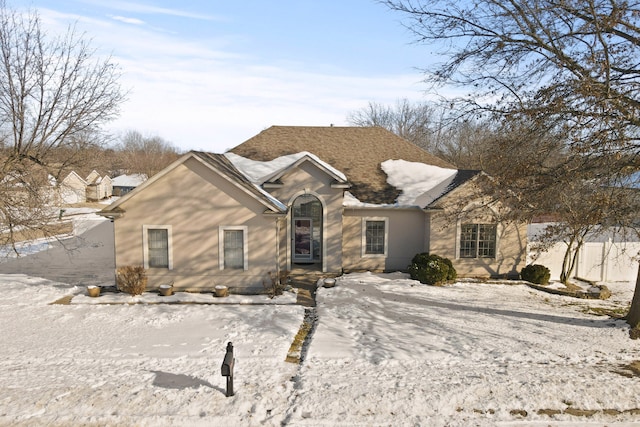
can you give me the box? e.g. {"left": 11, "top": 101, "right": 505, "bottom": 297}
{"left": 58, "top": 171, "right": 87, "bottom": 204}
{"left": 99, "top": 126, "right": 527, "bottom": 292}
{"left": 86, "top": 170, "right": 112, "bottom": 201}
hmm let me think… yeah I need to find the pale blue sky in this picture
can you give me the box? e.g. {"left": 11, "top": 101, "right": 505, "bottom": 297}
{"left": 11, "top": 0, "right": 442, "bottom": 152}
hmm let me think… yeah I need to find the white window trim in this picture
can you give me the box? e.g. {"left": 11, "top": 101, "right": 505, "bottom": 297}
{"left": 142, "top": 225, "right": 173, "bottom": 269}
{"left": 219, "top": 225, "right": 249, "bottom": 271}
{"left": 361, "top": 217, "right": 389, "bottom": 258}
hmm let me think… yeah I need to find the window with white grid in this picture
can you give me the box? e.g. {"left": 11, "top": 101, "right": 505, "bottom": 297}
{"left": 460, "top": 224, "right": 496, "bottom": 258}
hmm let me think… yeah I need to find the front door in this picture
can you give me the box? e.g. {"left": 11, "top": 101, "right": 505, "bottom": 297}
{"left": 291, "top": 194, "right": 322, "bottom": 268}
{"left": 294, "top": 218, "right": 313, "bottom": 262}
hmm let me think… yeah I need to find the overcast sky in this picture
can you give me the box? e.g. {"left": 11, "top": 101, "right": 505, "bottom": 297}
{"left": 11, "top": 0, "right": 442, "bottom": 153}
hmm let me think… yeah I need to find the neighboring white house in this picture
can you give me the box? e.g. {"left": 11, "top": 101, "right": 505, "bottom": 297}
{"left": 51, "top": 170, "right": 114, "bottom": 204}
{"left": 58, "top": 171, "right": 87, "bottom": 204}
{"left": 528, "top": 223, "right": 640, "bottom": 282}
{"left": 85, "top": 170, "right": 112, "bottom": 201}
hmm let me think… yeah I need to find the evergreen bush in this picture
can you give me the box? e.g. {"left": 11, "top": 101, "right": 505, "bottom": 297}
{"left": 408, "top": 253, "right": 457, "bottom": 285}
{"left": 521, "top": 264, "right": 551, "bottom": 285}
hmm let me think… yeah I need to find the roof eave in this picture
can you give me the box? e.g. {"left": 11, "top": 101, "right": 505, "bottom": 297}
{"left": 263, "top": 209, "right": 288, "bottom": 217}
{"left": 262, "top": 182, "right": 284, "bottom": 189}
{"left": 343, "top": 205, "right": 425, "bottom": 211}
{"left": 331, "top": 182, "right": 351, "bottom": 189}
{"left": 96, "top": 210, "right": 124, "bottom": 219}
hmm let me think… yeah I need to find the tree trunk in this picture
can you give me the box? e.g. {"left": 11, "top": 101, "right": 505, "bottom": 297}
{"left": 560, "top": 237, "right": 576, "bottom": 284}
{"left": 566, "top": 242, "right": 581, "bottom": 282}
{"left": 626, "top": 263, "right": 640, "bottom": 331}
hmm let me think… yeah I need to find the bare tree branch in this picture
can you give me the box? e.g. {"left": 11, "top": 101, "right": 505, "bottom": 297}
{"left": 0, "top": 0, "right": 124, "bottom": 252}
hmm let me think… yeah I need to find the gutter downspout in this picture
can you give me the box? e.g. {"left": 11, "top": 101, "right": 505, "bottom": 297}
{"left": 276, "top": 217, "right": 281, "bottom": 286}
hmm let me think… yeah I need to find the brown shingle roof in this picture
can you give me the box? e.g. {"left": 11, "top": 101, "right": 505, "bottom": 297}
{"left": 230, "top": 126, "right": 455, "bottom": 204}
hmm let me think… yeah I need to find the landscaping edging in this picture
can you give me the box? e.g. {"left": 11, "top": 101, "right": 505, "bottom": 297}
{"left": 51, "top": 289, "right": 299, "bottom": 305}
{"left": 526, "top": 282, "right": 611, "bottom": 300}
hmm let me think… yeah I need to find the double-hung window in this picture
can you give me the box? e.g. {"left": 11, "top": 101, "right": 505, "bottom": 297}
{"left": 362, "top": 217, "right": 388, "bottom": 257}
{"left": 143, "top": 225, "right": 172, "bottom": 269}
{"left": 219, "top": 226, "right": 248, "bottom": 270}
{"left": 460, "top": 224, "right": 496, "bottom": 258}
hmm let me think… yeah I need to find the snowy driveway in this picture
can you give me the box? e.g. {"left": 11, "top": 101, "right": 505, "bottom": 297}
{"left": 290, "top": 273, "right": 640, "bottom": 426}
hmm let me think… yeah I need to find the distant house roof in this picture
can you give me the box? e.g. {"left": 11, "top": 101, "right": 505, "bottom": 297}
{"left": 61, "top": 171, "right": 87, "bottom": 186}
{"left": 85, "top": 170, "right": 101, "bottom": 185}
{"left": 112, "top": 173, "right": 147, "bottom": 187}
{"left": 230, "top": 126, "right": 456, "bottom": 204}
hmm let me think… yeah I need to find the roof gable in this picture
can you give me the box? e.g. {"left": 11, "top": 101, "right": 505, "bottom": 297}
{"left": 61, "top": 171, "right": 87, "bottom": 186}
{"left": 193, "top": 151, "right": 287, "bottom": 212}
{"left": 85, "top": 170, "right": 101, "bottom": 184}
{"left": 100, "top": 151, "right": 286, "bottom": 217}
{"left": 225, "top": 151, "right": 348, "bottom": 186}
{"left": 230, "top": 126, "right": 455, "bottom": 204}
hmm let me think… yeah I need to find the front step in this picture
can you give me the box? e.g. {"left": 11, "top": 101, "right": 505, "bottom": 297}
{"left": 287, "top": 271, "right": 340, "bottom": 307}
{"left": 288, "top": 270, "right": 339, "bottom": 284}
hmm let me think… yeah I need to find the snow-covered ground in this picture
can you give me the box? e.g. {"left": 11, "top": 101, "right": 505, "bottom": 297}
{"left": 1, "top": 213, "right": 640, "bottom": 426}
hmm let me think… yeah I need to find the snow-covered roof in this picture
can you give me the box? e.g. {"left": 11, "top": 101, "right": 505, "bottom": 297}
{"left": 225, "top": 151, "right": 478, "bottom": 209}
{"left": 224, "top": 151, "right": 347, "bottom": 184}
{"left": 112, "top": 174, "right": 147, "bottom": 187}
{"left": 381, "top": 159, "right": 458, "bottom": 207}
{"left": 230, "top": 126, "right": 456, "bottom": 205}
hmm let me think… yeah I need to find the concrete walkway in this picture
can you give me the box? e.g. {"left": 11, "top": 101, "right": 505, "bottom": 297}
{"left": 294, "top": 281, "right": 317, "bottom": 307}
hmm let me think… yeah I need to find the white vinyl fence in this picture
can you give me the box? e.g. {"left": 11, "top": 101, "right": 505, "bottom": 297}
{"left": 527, "top": 224, "right": 640, "bottom": 283}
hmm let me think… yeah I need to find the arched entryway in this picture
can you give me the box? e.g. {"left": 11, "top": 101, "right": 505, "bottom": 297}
{"left": 291, "top": 194, "right": 322, "bottom": 267}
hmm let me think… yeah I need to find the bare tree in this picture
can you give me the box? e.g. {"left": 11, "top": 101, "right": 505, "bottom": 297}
{"left": 528, "top": 180, "right": 630, "bottom": 284}
{"left": 348, "top": 99, "right": 441, "bottom": 152}
{"left": 0, "top": 1, "right": 124, "bottom": 252}
{"left": 382, "top": 0, "right": 640, "bottom": 332}
{"left": 381, "top": 0, "right": 640, "bottom": 172}
{"left": 348, "top": 99, "right": 501, "bottom": 169}
{"left": 435, "top": 119, "right": 497, "bottom": 169}
{"left": 116, "top": 130, "right": 180, "bottom": 179}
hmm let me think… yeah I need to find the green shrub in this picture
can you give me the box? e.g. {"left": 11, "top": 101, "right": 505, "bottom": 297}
{"left": 521, "top": 264, "right": 550, "bottom": 285}
{"left": 116, "top": 265, "right": 148, "bottom": 296}
{"left": 408, "top": 253, "right": 457, "bottom": 285}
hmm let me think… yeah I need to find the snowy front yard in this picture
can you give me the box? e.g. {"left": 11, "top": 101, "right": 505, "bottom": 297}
{"left": 1, "top": 274, "right": 640, "bottom": 426}
{"left": 1, "top": 214, "right": 640, "bottom": 426}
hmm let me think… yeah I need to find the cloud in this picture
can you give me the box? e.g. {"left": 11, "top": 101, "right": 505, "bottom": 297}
{"left": 79, "top": 0, "right": 221, "bottom": 21}
{"left": 29, "top": 5, "right": 436, "bottom": 153}
{"left": 109, "top": 15, "right": 145, "bottom": 25}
